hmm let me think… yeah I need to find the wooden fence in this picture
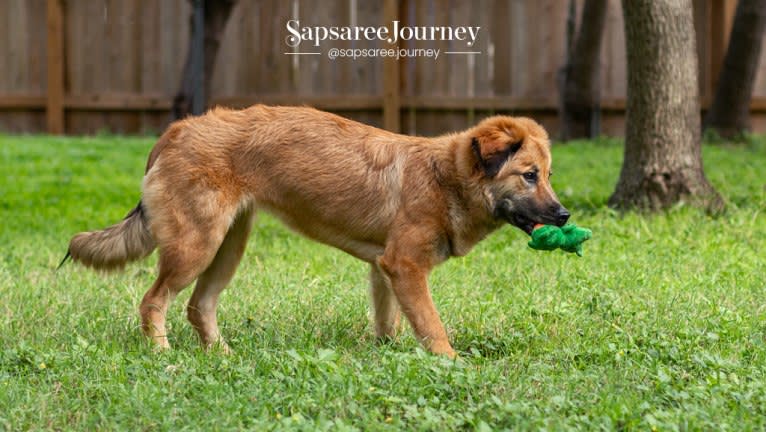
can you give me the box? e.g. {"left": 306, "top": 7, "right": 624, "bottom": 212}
{"left": 0, "top": 0, "right": 764, "bottom": 136}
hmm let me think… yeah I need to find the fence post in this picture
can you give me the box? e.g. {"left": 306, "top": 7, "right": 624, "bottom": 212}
{"left": 46, "top": 0, "right": 65, "bottom": 134}
{"left": 382, "top": 0, "right": 400, "bottom": 133}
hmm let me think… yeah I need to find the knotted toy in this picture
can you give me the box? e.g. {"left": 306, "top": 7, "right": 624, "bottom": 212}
{"left": 527, "top": 223, "right": 592, "bottom": 257}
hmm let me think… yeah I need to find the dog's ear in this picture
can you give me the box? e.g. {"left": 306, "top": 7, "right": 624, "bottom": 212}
{"left": 471, "top": 137, "right": 522, "bottom": 177}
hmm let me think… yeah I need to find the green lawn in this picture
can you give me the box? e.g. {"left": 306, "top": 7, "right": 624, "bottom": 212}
{"left": 1, "top": 133, "right": 765, "bottom": 430}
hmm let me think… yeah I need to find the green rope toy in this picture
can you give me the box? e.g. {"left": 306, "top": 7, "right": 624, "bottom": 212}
{"left": 528, "top": 223, "right": 592, "bottom": 257}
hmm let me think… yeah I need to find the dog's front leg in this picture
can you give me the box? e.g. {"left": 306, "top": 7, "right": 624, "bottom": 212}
{"left": 377, "top": 250, "right": 455, "bottom": 358}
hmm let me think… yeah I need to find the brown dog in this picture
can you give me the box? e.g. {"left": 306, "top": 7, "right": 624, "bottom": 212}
{"left": 65, "top": 105, "right": 569, "bottom": 357}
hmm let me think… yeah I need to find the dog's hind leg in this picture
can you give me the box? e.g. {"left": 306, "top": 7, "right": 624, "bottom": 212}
{"left": 187, "top": 208, "right": 255, "bottom": 352}
{"left": 369, "top": 263, "right": 401, "bottom": 340}
{"left": 139, "top": 197, "right": 237, "bottom": 350}
{"left": 140, "top": 271, "right": 187, "bottom": 350}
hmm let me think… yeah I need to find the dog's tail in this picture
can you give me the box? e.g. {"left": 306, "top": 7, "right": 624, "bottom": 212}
{"left": 61, "top": 201, "right": 156, "bottom": 271}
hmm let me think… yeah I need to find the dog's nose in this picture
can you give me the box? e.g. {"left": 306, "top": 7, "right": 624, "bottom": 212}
{"left": 555, "top": 207, "right": 570, "bottom": 226}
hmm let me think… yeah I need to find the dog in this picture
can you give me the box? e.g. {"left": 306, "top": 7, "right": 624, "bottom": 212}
{"left": 64, "top": 105, "right": 570, "bottom": 357}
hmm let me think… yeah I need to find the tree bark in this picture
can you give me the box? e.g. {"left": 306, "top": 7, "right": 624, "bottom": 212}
{"left": 172, "top": 0, "right": 238, "bottom": 120}
{"left": 704, "top": 0, "right": 766, "bottom": 139}
{"left": 558, "top": 0, "right": 608, "bottom": 141}
{"left": 609, "top": 0, "right": 723, "bottom": 211}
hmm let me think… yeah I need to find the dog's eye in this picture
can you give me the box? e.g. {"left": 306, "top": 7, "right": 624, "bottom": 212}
{"left": 523, "top": 171, "right": 538, "bottom": 182}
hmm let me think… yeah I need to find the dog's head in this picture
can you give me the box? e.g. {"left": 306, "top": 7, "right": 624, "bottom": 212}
{"left": 469, "top": 116, "right": 569, "bottom": 235}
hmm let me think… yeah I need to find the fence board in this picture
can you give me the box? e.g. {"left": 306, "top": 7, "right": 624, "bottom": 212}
{"left": 602, "top": 0, "right": 626, "bottom": 101}
{"left": 46, "top": 0, "right": 64, "bottom": 134}
{"left": 491, "top": 0, "right": 511, "bottom": 97}
{"left": 9, "top": 1, "right": 29, "bottom": 92}
{"left": 0, "top": 6, "right": 7, "bottom": 95}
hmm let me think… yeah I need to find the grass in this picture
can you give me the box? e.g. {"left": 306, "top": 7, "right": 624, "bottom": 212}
{"left": 1, "top": 132, "right": 765, "bottom": 430}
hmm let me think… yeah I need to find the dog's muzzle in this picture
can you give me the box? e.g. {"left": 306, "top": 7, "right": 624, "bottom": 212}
{"left": 495, "top": 199, "right": 570, "bottom": 235}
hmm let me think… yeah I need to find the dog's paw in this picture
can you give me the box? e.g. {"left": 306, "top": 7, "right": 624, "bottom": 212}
{"left": 205, "top": 339, "right": 233, "bottom": 355}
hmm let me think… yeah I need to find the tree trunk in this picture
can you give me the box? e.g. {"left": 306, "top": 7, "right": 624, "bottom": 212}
{"left": 172, "top": 0, "right": 238, "bottom": 120}
{"left": 558, "top": 0, "right": 608, "bottom": 140}
{"left": 704, "top": 0, "right": 766, "bottom": 139}
{"left": 609, "top": 0, "right": 723, "bottom": 211}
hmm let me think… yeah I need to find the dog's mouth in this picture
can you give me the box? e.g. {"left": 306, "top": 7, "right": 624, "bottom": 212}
{"left": 494, "top": 200, "right": 538, "bottom": 236}
{"left": 508, "top": 213, "right": 537, "bottom": 235}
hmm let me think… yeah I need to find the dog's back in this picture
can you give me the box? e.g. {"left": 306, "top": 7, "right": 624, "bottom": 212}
{"left": 142, "top": 105, "right": 443, "bottom": 260}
